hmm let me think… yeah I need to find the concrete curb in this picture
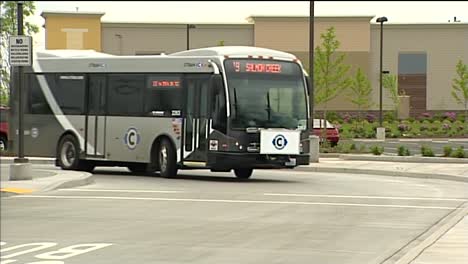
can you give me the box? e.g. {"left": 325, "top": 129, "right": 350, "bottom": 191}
{"left": 294, "top": 166, "right": 468, "bottom": 183}
{"left": 382, "top": 202, "right": 468, "bottom": 264}
{"left": 1, "top": 170, "right": 93, "bottom": 196}
{"left": 0, "top": 157, "right": 56, "bottom": 165}
{"left": 339, "top": 154, "right": 468, "bottom": 164}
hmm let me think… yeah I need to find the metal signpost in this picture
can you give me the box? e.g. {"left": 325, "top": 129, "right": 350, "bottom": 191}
{"left": 9, "top": 2, "right": 32, "bottom": 180}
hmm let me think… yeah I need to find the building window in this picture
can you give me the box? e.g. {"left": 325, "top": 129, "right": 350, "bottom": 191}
{"left": 398, "top": 53, "right": 427, "bottom": 75}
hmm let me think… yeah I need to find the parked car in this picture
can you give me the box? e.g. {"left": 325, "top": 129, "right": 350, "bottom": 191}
{"left": 0, "top": 106, "right": 9, "bottom": 151}
{"left": 312, "top": 119, "right": 340, "bottom": 146}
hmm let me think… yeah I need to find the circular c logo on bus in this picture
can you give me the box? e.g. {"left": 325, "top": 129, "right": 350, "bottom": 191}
{"left": 124, "top": 127, "right": 140, "bottom": 150}
{"left": 272, "top": 134, "right": 288, "bottom": 150}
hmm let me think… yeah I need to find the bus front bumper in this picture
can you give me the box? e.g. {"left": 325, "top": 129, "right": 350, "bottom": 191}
{"left": 208, "top": 152, "right": 310, "bottom": 170}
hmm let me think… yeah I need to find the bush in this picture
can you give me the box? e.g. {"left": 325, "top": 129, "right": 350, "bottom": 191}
{"left": 370, "top": 145, "right": 384, "bottom": 155}
{"left": 451, "top": 146, "right": 466, "bottom": 158}
{"left": 384, "top": 111, "right": 396, "bottom": 122}
{"left": 326, "top": 111, "right": 341, "bottom": 123}
{"left": 398, "top": 146, "right": 411, "bottom": 156}
{"left": 421, "top": 145, "right": 435, "bottom": 157}
{"left": 443, "top": 146, "right": 453, "bottom": 157}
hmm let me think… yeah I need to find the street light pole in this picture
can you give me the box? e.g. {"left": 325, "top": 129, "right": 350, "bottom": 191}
{"left": 186, "top": 24, "right": 196, "bottom": 50}
{"left": 376, "top": 16, "right": 388, "bottom": 127}
{"left": 309, "top": 0, "right": 314, "bottom": 130}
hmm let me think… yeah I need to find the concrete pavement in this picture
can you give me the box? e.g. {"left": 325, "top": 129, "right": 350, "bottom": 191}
{"left": 1, "top": 155, "right": 467, "bottom": 263}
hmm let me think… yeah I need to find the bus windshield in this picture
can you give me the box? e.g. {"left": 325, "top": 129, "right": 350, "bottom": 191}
{"left": 224, "top": 59, "right": 307, "bottom": 130}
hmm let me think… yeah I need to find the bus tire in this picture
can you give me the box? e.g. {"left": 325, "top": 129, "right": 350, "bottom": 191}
{"left": 57, "top": 134, "right": 81, "bottom": 170}
{"left": 0, "top": 135, "right": 7, "bottom": 151}
{"left": 234, "top": 168, "right": 253, "bottom": 179}
{"left": 158, "top": 138, "right": 177, "bottom": 178}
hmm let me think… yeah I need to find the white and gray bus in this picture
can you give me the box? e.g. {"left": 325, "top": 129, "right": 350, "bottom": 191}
{"left": 19, "top": 46, "right": 311, "bottom": 179}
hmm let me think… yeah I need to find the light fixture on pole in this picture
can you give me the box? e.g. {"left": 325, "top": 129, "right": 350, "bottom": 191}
{"left": 186, "top": 24, "right": 196, "bottom": 50}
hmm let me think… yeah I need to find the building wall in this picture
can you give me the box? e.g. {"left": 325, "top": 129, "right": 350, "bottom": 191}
{"left": 252, "top": 16, "right": 372, "bottom": 52}
{"left": 369, "top": 24, "right": 468, "bottom": 111}
{"left": 251, "top": 16, "right": 373, "bottom": 110}
{"left": 102, "top": 23, "right": 254, "bottom": 55}
{"left": 42, "top": 13, "right": 102, "bottom": 51}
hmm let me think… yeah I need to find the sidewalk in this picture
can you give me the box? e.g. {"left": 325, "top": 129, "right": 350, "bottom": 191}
{"left": 0, "top": 159, "right": 93, "bottom": 196}
{"left": 297, "top": 157, "right": 468, "bottom": 182}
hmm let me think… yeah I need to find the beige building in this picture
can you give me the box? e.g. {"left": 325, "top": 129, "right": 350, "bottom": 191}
{"left": 41, "top": 11, "right": 468, "bottom": 115}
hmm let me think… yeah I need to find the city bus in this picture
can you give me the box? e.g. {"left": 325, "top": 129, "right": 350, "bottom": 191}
{"left": 17, "top": 46, "right": 311, "bottom": 179}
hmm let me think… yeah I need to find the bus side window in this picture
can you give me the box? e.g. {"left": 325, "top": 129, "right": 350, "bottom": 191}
{"left": 211, "top": 75, "right": 227, "bottom": 134}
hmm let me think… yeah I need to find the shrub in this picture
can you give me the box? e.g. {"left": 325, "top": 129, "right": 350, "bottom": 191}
{"left": 443, "top": 112, "right": 457, "bottom": 121}
{"left": 326, "top": 111, "right": 341, "bottom": 123}
{"left": 443, "top": 146, "right": 453, "bottom": 157}
{"left": 451, "top": 146, "right": 466, "bottom": 158}
{"left": 418, "top": 112, "right": 432, "bottom": 121}
{"left": 398, "top": 146, "right": 411, "bottom": 156}
{"left": 421, "top": 145, "right": 435, "bottom": 157}
{"left": 384, "top": 111, "right": 396, "bottom": 122}
{"left": 370, "top": 145, "right": 384, "bottom": 155}
{"left": 365, "top": 113, "right": 376, "bottom": 123}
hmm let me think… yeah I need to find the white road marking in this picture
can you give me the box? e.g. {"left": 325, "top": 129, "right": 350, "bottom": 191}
{"left": 263, "top": 193, "right": 467, "bottom": 201}
{"left": 59, "top": 189, "right": 184, "bottom": 193}
{"left": 15, "top": 195, "right": 459, "bottom": 210}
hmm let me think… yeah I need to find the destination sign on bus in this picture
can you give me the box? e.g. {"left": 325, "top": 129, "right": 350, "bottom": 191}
{"left": 225, "top": 59, "right": 300, "bottom": 75}
{"left": 148, "top": 75, "right": 181, "bottom": 88}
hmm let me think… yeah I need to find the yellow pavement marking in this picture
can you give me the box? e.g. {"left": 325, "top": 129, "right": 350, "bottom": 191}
{"left": 0, "top": 187, "right": 35, "bottom": 194}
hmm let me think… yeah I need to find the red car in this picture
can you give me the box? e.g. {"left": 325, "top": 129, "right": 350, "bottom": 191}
{"left": 312, "top": 119, "right": 340, "bottom": 146}
{"left": 0, "top": 106, "right": 9, "bottom": 151}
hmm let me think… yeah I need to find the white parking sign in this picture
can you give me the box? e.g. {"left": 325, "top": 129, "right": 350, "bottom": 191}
{"left": 9, "top": 36, "right": 32, "bottom": 66}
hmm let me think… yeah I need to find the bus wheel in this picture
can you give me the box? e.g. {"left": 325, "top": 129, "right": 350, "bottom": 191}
{"left": 57, "top": 135, "right": 80, "bottom": 170}
{"left": 158, "top": 138, "right": 178, "bottom": 178}
{"left": 0, "top": 135, "right": 7, "bottom": 151}
{"left": 234, "top": 168, "right": 253, "bottom": 179}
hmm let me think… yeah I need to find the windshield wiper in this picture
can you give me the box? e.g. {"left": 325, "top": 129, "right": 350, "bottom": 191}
{"left": 265, "top": 90, "right": 272, "bottom": 122}
{"left": 233, "top": 87, "right": 239, "bottom": 120}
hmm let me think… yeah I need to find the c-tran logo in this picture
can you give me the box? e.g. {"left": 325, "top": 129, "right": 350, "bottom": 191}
{"left": 272, "top": 134, "right": 288, "bottom": 150}
{"left": 124, "top": 127, "right": 140, "bottom": 150}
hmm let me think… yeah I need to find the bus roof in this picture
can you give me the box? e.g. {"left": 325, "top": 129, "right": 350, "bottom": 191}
{"left": 170, "top": 46, "right": 297, "bottom": 60}
{"left": 29, "top": 46, "right": 301, "bottom": 73}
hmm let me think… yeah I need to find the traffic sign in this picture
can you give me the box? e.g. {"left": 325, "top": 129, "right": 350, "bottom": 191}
{"left": 9, "top": 36, "right": 32, "bottom": 66}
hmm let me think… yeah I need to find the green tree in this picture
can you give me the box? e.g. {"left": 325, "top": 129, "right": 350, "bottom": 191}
{"left": 314, "top": 26, "right": 351, "bottom": 131}
{"left": 451, "top": 59, "right": 468, "bottom": 123}
{"left": 0, "top": 1, "right": 39, "bottom": 106}
{"left": 348, "top": 68, "right": 372, "bottom": 120}
{"left": 383, "top": 74, "right": 399, "bottom": 118}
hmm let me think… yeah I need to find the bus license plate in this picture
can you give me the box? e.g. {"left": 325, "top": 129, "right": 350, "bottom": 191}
{"left": 285, "top": 158, "right": 296, "bottom": 166}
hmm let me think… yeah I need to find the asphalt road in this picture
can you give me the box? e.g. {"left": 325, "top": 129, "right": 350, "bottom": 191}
{"left": 2, "top": 168, "right": 468, "bottom": 264}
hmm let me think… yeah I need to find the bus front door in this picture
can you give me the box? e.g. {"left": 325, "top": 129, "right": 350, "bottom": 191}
{"left": 182, "top": 75, "right": 210, "bottom": 167}
{"left": 85, "top": 75, "right": 106, "bottom": 158}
